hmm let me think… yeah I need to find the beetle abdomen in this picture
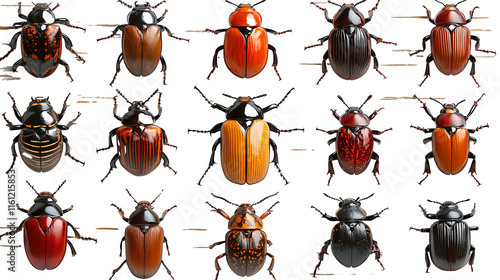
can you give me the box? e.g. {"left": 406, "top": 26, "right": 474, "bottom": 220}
{"left": 430, "top": 221, "right": 471, "bottom": 271}
{"left": 432, "top": 128, "right": 469, "bottom": 175}
{"left": 221, "top": 120, "right": 270, "bottom": 184}
{"left": 226, "top": 229, "right": 267, "bottom": 276}
{"left": 117, "top": 125, "right": 163, "bottom": 176}
{"left": 125, "top": 225, "right": 163, "bottom": 278}
{"left": 24, "top": 217, "right": 67, "bottom": 270}
{"left": 19, "top": 129, "right": 63, "bottom": 172}
{"left": 336, "top": 127, "right": 373, "bottom": 175}
{"left": 431, "top": 26, "right": 471, "bottom": 75}
{"left": 224, "top": 27, "right": 268, "bottom": 78}
{"left": 331, "top": 222, "right": 373, "bottom": 268}
{"left": 21, "top": 25, "right": 62, "bottom": 78}
{"left": 122, "top": 25, "right": 162, "bottom": 77}
{"left": 328, "top": 27, "right": 371, "bottom": 80}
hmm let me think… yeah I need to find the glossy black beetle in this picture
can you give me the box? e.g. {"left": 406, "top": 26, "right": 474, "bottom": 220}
{"left": 311, "top": 193, "right": 387, "bottom": 275}
{"left": 410, "top": 199, "right": 478, "bottom": 272}
{"left": 3, "top": 93, "right": 84, "bottom": 173}
{"left": 0, "top": 3, "right": 85, "bottom": 81}
{"left": 305, "top": 0, "right": 396, "bottom": 84}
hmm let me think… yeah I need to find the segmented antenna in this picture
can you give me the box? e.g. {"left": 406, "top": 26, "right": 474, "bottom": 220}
{"left": 116, "top": 89, "right": 133, "bottom": 105}
{"left": 354, "top": 0, "right": 367, "bottom": 6}
{"left": 358, "top": 193, "right": 375, "bottom": 202}
{"left": 276, "top": 88, "right": 295, "bottom": 108}
{"left": 126, "top": 189, "right": 140, "bottom": 204}
{"left": 144, "top": 89, "right": 160, "bottom": 104}
{"left": 427, "top": 199, "right": 442, "bottom": 205}
{"left": 455, "top": 199, "right": 470, "bottom": 205}
{"left": 194, "top": 86, "right": 213, "bottom": 106}
{"left": 359, "top": 95, "right": 373, "bottom": 109}
{"left": 252, "top": 192, "right": 279, "bottom": 206}
{"left": 211, "top": 193, "right": 239, "bottom": 206}
{"left": 252, "top": 0, "right": 266, "bottom": 8}
{"left": 430, "top": 98, "right": 445, "bottom": 107}
{"left": 52, "top": 181, "right": 67, "bottom": 196}
{"left": 323, "top": 193, "right": 342, "bottom": 202}
{"left": 117, "top": 0, "right": 133, "bottom": 8}
{"left": 434, "top": 0, "right": 446, "bottom": 7}
{"left": 225, "top": 0, "right": 238, "bottom": 7}
{"left": 26, "top": 181, "right": 39, "bottom": 196}
{"left": 337, "top": 95, "right": 350, "bottom": 108}
{"left": 151, "top": 189, "right": 164, "bottom": 205}
{"left": 151, "top": 0, "right": 166, "bottom": 9}
{"left": 251, "top": 94, "right": 267, "bottom": 100}
{"left": 222, "top": 93, "right": 237, "bottom": 100}
{"left": 328, "top": 1, "right": 342, "bottom": 7}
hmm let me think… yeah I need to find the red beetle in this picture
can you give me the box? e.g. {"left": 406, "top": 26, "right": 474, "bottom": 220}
{"left": 410, "top": 0, "right": 495, "bottom": 87}
{"left": 97, "top": 0, "right": 189, "bottom": 86}
{"left": 317, "top": 95, "right": 391, "bottom": 185}
{"left": 411, "top": 94, "right": 488, "bottom": 185}
{"left": 204, "top": 0, "right": 291, "bottom": 80}
{"left": 109, "top": 189, "right": 176, "bottom": 279}
{"left": 0, "top": 181, "right": 96, "bottom": 270}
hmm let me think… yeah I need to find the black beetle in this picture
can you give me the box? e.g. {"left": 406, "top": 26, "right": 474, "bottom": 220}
{"left": 311, "top": 193, "right": 387, "bottom": 275}
{"left": 3, "top": 93, "right": 84, "bottom": 173}
{"left": 305, "top": 0, "right": 396, "bottom": 84}
{"left": 410, "top": 199, "right": 478, "bottom": 272}
{"left": 0, "top": 3, "right": 85, "bottom": 81}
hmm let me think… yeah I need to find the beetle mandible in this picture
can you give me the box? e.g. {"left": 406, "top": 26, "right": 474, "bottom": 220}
{"left": 97, "top": 0, "right": 189, "bottom": 86}
{"left": 0, "top": 181, "right": 97, "bottom": 270}
{"left": 206, "top": 192, "right": 279, "bottom": 280}
{"left": 188, "top": 87, "right": 303, "bottom": 185}
{"left": 97, "top": 89, "right": 177, "bottom": 182}
{"left": 109, "top": 189, "right": 176, "bottom": 279}
{"left": 316, "top": 95, "right": 392, "bottom": 185}
{"left": 305, "top": 0, "right": 396, "bottom": 84}
{"left": 410, "top": 94, "right": 488, "bottom": 185}
{"left": 0, "top": 2, "right": 86, "bottom": 81}
{"left": 311, "top": 193, "right": 387, "bottom": 275}
{"left": 203, "top": 0, "right": 292, "bottom": 80}
{"left": 410, "top": 0, "right": 496, "bottom": 87}
{"left": 3, "top": 93, "right": 84, "bottom": 173}
{"left": 410, "top": 199, "right": 478, "bottom": 272}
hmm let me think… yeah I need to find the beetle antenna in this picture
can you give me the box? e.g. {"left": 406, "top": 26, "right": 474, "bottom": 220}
{"left": 252, "top": 192, "right": 279, "bottom": 206}
{"left": 117, "top": 0, "right": 133, "bottom": 8}
{"left": 434, "top": 0, "right": 446, "bottom": 7}
{"left": 125, "top": 189, "right": 140, "bottom": 205}
{"left": 150, "top": 0, "right": 166, "bottom": 9}
{"left": 251, "top": 94, "right": 267, "bottom": 100}
{"left": 455, "top": 0, "right": 467, "bottom": 6}
{"left": 427, "top": 199, "right": 442, "bottom": 205}
{"left": 323, "top": 193, "right": 342, "bottom": 202}
{"left": 151, "top": 189, "right": 164, "bottom": 205}
{"left": 26, "top": 181, "right": 39, "bottom": 196}
{"left": 358, "top": 193, "right": 375, "bottom": 202}
{"left": 225, "top": 0, "right": 238, "bottom": 7}
{"left": 455, "top": 199, "right": 470, "bottom": 205}
{"left": 455, "top": 99, "right": 466, "bottom": 107}
{"left": 337, "top": 95, "right": 350, "bottom": 108}
{"left": 430, "top": 98, "right": 445, "bottom": 107}
{"left": 222, "top": 93, "right": 238, "bottom": 100}
{"left": 116, "top": 89, "right": 133, "bottom": 105}
{"left": 52, "top": 180, "right": 67, "bottom": 196}
{"left": 359, "top": 95, "right": 373, "bottom": 109}
{"left": 275, "top": 88, "right": 295, "bottom": 108}
{"left": 144, "top": 89, "right": 160, "bottom": 104}
{"left": 354, "top": 0, "right": 366, "bottom": 6}
{"left": 327, "top": 1, "right": 342, "bottom": 7}
{"left": 252, "top": 0, "right": 266, "bottom": 8}
{"left": 211, "top": 193, "right": 239, "bottom": 206}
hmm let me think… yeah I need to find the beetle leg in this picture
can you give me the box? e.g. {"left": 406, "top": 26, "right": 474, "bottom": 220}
{"left": 5, "top": 93, "right": 21, "bottom": 122}
{"left": 364, "top": 0, "right": 381, "bottom": 23}
{"left": 409, "top": 35, "right": 430, "bottom": 56}
{"left": 268, "top": 122, "right": 304, "bottom": 135}
{"left": 58, "top": 59, "right": 74, "bottom": 82}
{"left": 365, "top": 207, "right": 388, "bottom": 221}
{"left": 207, "top": 45, "right": 224, "bottom": 79}
{"left": 118, "top": 236, "right": 125, "bottom": 257}
{"left": 313, "top": 239, "right": 332, "bottom": 277}
{"left": 161, "top": 128, "right": 177, "bottom": 149}
{"left": 162, "top": 152, "right": 177, "bottom": 174}
{"left": 208, "top": 240, "right": 226, "bottom": 249}
{"left": 97, "top": 25, "right": 125, "bottom": 42}
{"left": 205, "top": 201, "right": 231, "bottom": 220}
{"left": 413, "top": 95, "right": 436, "bottom": 120}
{"left": 425, "top": 244, "right": 431, "bottom": 273}
{"left": 463, "top": 203, "right": 476, "bottom": 220}
{"left": 304, "top": 35, "right": 329, "bottom": 50}
{"left": 156, "top": 8, "right": 168, "bottom": 22}
{"left": 368, "top": 108, "right": 385, "bottom": 120}
{"left": 316, "top": 128, "right": 337, "bottom": 135}
{"left": 188, "top": 123, "right": 223, "bottom": 135}
{"left": 371, "top": 240, "right": 384, "bottom": 270}
{"left": 0, "top": 32, "right": 21, "bottom": 62}
{"left": 330, "top": 109, "right": 341, "bottom": 121}
{"left": 310, "top": 2, "right": 333, "bottom": 23}
{"left": 54, "top": 18, "right": 86, "bottom": 32}
{"left": 371, "top": 152, "right": 381, "bottom": 185}
{"left": 57, "top": 92, "right": 72, "bottom": 120}
{"left": 270, "top": 139, "right": 289, "bottom": 185}
{"left": 311, "top": 206, "right": 339, "bottom": 221}
{"left": 469, "top": 124, "right": 489, "bottom": 134}
{"left": 410, "top": 125, "right": 434, "bottom": 134}
{"left": 109, "top": 260, "right": 127, "bottom": 280}
{"left": 465, "top": 93, "right": 486, "bottom": 120}
{"left": 468, "top": 55, "right": 480, "bottom": 88}
{"left": 371, "top": 49, "right": 387, "bottom": 79}
{"left": 372, "top": 128, "right": 392, "bottom": 137}
{"left": 423, "top": 137, "right": 433, "bottom": 145}
{"left": 62, "top": 135, "right": 85, "bottom": 166}
{"left": 62, "top": 205, "right": 73, "bottom": 214}
{"left": 422, "top": 5, "right": 435, "bottom": 25}
{"left": 265, "top": 28, "right": 292, "bottom": 36}
{"left": 12, "top": 58, "right": 25, "bottom": 73}
{"left": 163, "top": 236, "right": 171, "bottom": 256}
{"left": 466, "top": 6, "right": 480, "bottom": 24}
{"left": 110, "top": 203, "right": 129, "bottom": 223}
{"left": 110, "top": 53, "right": 123, "bottom": 86}
{"left": 468, "top": 152, "right": 480, "bottom": 186}
{"left": 58, "top": 112, "right": 81, "bottom": 130}
{"left": 409, "top": 227, "right": 430, "bottom": 232}
{"left": 266, "top": 253, "right": 276, "bottom": 280}
{"left": 419, "top": 152, "right": 434, "bottom": 185}
{"left": 67, "top": 239, "right": 77, "bottom": 256}
{"left": 67, "top": 221, "right": 97, "bottom": 243}
{"left": 260, "top": 201, "right": 280, "bottom": 220}
{"left": 316, "top": 50, "right": 329, "bottom": 85}
{"left": 97, "top": 127, "right": 119, "bottom": 152}
{"left": 369, "top": 33, "right": 396, "bottom": 46}
{"left": 17, "top": 2, "right": 27, "bottom": 20}
{"left": 0, "top": 218, "right": 26, "bottom": 240}
{"left": 197, "top": 138, "right": 221, "bottom": 185}
{"left": 268, "top": 44, "right": 282, "bottom": 80}
{"left": 61, "top": 33, "right": 85, "bottom": 63}
{"left": 160, "top": 205, "right": 177, "bottom": 222}
{"left": 214, "top": 253, "right": 226, "bottom": 280}
{"left": 159, "top": 55, "right": 167, "bottom": 85}
{"left": 159, "top": 25, "right": 190, "bottom": 42}
{"left": 161, "top": 260, "right": 175, "bottom": 280}
{"left": 469, "top": 245, "right": 476, "bottom": 272}
{"left": 470, "top": 226, "right": 478, "bottom": 231}
{"left": 101, "top": 153, "right": 120, "bottom": 182}
{"left": 16, "top": 204, "right": 28, "bottom": 214}
{"left": 419, "top": 54, "right": 433, "bottom": 87}
{"left": 267, "top": 239, "right": 273, "bottom": 246}
{"left": 6, "top": 135, "right": 19, "bottom": 174}
{"left": 3, "top": 113, "right": 23, "bottom": 130}
{"left": 327, "top": 152, "right": 337, "bottom": 185}
{"left": 203, "top": 28, "right": 228, "bottom": 35}
{"left": 471, "top": 35, "right": 495, "bottom": 55}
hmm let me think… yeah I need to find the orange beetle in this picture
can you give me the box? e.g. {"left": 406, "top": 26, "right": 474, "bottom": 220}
{"left": 206, "top": 192, "right": 279, "bottom": 280}
{"left": 204, "top": 0, "right": 291, "bottom": 80}
{"left": 411, "top": 94, "right": 488, "bottom": 185}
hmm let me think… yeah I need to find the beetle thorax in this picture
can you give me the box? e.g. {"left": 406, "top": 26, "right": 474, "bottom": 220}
{"left": 435, "top": 110, "right": 466, "bottom": 127}
{"left": 128, "top": 5, "right": 157, "bottom": 29}
{"left": 436, "top": 201, "right": 464, "bottom": 220}
{"left": 228, "top": 204, "right": 264, "bottom": 229}
{"left": 340, "top": 109, "right": 370, "bottom": 126}
{"left": 435, "top": 6, "right": 466, "bottom": 25}
{"left": 28, "top": 192, "right": 64, "bottom": 217}
{"left": 122, "top": 102, "right": 156, "bottom": 126}
{"left": 22, "top": 100, "right": 58, "bottom": 127}
{"left": 228, "top": 4, "right": 262, "bottom": 27}
{"left": 333, "top": 4, "right": 365, "bottom": 27}
{"left": 226, "top": 98, "right": 264, "bottom": 123}
{"left": 28, "top": 3, "right": 56, "bottom": 24}
{"left": 336, "top": 199, "right": 367, "bottom": 221}
{"left": 129, "top": 202, "right": 160, "bottom": 230}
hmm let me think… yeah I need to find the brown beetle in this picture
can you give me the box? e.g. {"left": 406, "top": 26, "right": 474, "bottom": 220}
{"left": 206, "top": 192, "right": 279, "bottom": 280}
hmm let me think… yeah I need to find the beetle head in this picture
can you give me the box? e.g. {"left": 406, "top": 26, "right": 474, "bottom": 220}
{"left": 324, "top": 193, "right": 373, "bottom": 221}
{"left": 116, "top": 89, "right": 159, "bottom": 127}
{"left": 337, "top": 95, "right": 371, "bottom": 126}
{"left": 427, "top": 199, "right": 469, "bottom": 220}
{"left": 27, "top": 181, "right": 66, "bottom": 217}
{"left": 128, "top": 2, "right": 158, "bottom": 29}
{"left": 329, "top": 1, "right": 366, "bottom": 27}
{"left": 228, "top": 2, "right": 263, "bottom": 27}
{"left": 27, "top": 3, "right": 56, "bottom": 24}
{"left": 225, "top": 94, "right": 265, "bottom": 125}
{"left": 22, "top": 97, "right": 58, "bottom": 127}
{"left": 126, "top": 189, "right": 162, "bottom": 229}
{"left": 434, "top": 1, "right": 467, "bottom": 25}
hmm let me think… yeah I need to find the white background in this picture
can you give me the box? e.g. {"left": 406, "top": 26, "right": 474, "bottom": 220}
{"left": 0, "top": 0, "right": 498, "bottom": 280}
